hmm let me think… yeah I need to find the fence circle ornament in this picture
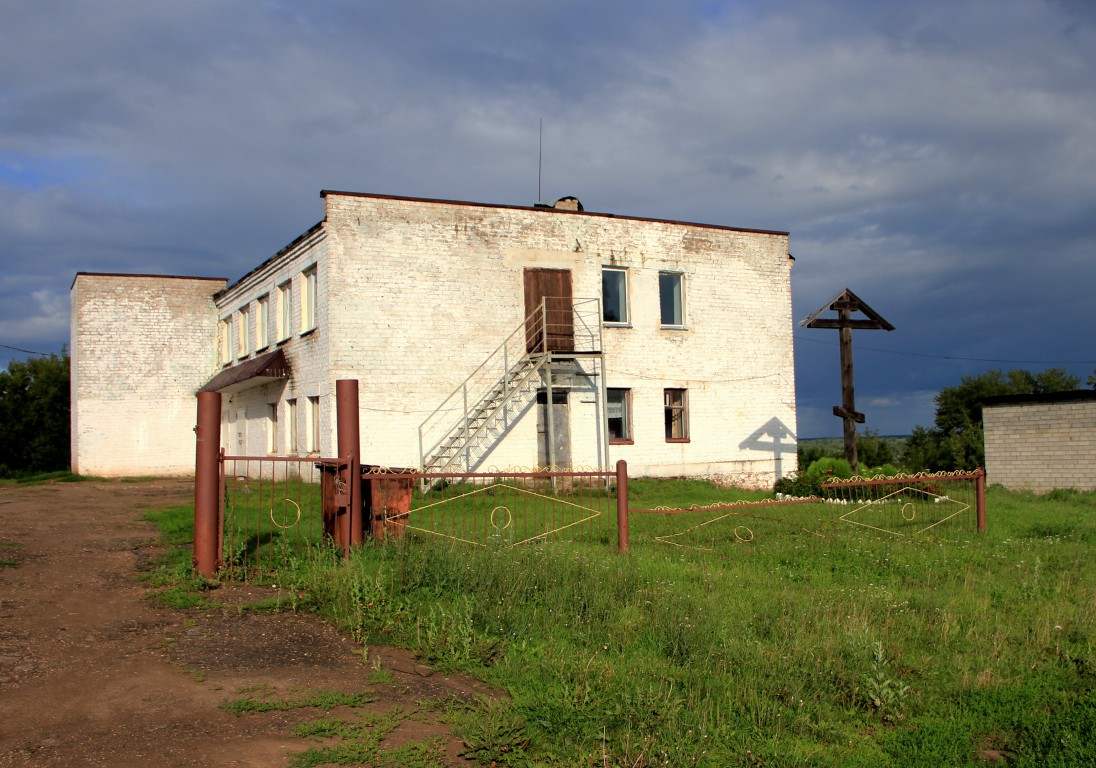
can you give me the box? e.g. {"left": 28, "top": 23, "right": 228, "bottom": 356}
{"left": 901, "top": 502, "right": 916, "bottom": 522}
{"left": 490, "top": 506, "right": 513, "bottom": 531}
{"left": 270, "top": 498, "right": 302, "bottom": 529}
{"left": 734, "top": 526, "right": 755, "bottom": 543}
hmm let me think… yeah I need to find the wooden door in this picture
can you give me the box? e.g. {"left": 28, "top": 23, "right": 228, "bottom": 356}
{"left": 523, "top": 268, "right": 574, "bottom": 353}
{"left": 536, "top": 390, "right": 571, "bottom": 469}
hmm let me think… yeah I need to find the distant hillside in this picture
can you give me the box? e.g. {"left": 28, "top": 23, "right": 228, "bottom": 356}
{"left": 797, "top": 435, "right": 910, "bottom": 468}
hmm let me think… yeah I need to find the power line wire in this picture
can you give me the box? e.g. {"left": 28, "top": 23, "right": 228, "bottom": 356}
{"left": 793, "top": 335, "right": 1096, "bottom": 366}
{"left": 0, "top": 343, "right": 55, "bottom": 356}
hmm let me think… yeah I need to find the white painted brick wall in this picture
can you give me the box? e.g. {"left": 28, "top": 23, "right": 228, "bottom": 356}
{"left": 214, "top": 229, "right": 330, "bottom": 459}
{"left": 322, "top": 194, "right": 797, "bottom": 486}
{"left": 72, "top": 194, "right": 798, "bottom": 487}
{"left": 70, "top": 274, "right": 226, "bottom": 476}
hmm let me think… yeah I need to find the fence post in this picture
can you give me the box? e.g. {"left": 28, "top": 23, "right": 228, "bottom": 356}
{"left": 194, "top": 391, "right": 222, "bottom": 578}
{"left": 336, "top": 379, "right": 362, "bottom": 554}
{"left": 616, "top": 459, "right": 629, "bottom": 553}
{"left": 975, "top": 469, "right": 986, "bottom": 532}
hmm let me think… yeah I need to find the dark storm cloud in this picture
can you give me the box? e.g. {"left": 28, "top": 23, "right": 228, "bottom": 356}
{"left": 1, "top": 0, "right": 1093, "bottom": 434}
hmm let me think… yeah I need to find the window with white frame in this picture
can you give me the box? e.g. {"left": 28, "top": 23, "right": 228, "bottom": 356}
{"left": 306, "top": 396, "right": 320, "bottom": 453}
{"left": 218, "top": 317, "right": 231, "bottom": 365}
{"left": 602, "top": 268, "right": 629, "bottom": 324}
{"left": 301, "top": 266, "right": 317, "bottom": 332}
{"left": 607, "top": 388, "right": 632, "bottom": 443}
{"left": 664, "top": 388, "right": 689, "bottom": 441}
{"left": 256, "top": 294, "right": 270, "bottom": 350}
{"left": 236, "top": 306, "right": 250, "bottom": 358}
{"left": 266, "top": 403, "right": 278, "bottom": 454}
{"left": 277, "top": 280, "right": 292, "bottom": 341}
{"left": 659, "top": 272, "right": 685, "bottom": 328}
{"left": 286, "top": 398, "right": 298, "bottom": 453}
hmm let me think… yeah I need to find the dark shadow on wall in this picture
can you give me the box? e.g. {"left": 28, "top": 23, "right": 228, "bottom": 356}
{"left": 738, "top": 417, "right": 797, "bottom": 481}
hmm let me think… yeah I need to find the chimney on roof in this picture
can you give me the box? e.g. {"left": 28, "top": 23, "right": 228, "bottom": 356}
{"left": 553, "top": 196, "right": 583, "bottom": 212}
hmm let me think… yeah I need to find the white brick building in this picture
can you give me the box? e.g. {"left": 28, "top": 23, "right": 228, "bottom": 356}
{"left": 70, "top": 191, "right": 798, "bottom": 486}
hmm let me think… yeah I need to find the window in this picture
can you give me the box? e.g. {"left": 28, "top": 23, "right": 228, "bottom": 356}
{"left": 218, "top": 318, "right": 231, "bottom": 365}
{"left": 664, "top": 388, "right": 689, "bottom": 441}
{"left": 602, "top": 268, "right": 629, "bottom": 324}
{"left": 306, "top": 396, "right": 320, "bottom": 453}
{"left": 607, "top": 388, "right": 632, "bottom": 443}
{"left": 301, "top": 266, "right": 317, "bottom": 332}
{"left": 236, "top": 307, "right": 250, "bottom": 358}
{"left": 286, "top": 398, "right": 298, "bottom": 453}
{"left": 256, "top": 294, "right": 270, "bottom": 349}
{"left": 266, "top": 403, "right": 278, "bottom": 454}
{"left": 659, "top": 272, "right": 684, "bottom": 327}
{"left": 277, "top": 280, "right": 292, "bottom": 341}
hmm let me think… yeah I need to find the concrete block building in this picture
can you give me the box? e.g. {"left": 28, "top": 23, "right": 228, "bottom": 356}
{"left": 71, "top": 191, "right": 798, "bottom": 486}
{"left": 983, "top": 390, "right": 1096, "bottom": 492}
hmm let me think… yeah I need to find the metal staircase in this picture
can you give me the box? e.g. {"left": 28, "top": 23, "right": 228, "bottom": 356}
{"left": 418, "top": 298, "right": 602, "bottom": 475}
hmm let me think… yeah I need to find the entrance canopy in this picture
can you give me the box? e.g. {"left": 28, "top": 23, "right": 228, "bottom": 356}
{"left": 199, "top": 349, "right": 290, "bottom": 394}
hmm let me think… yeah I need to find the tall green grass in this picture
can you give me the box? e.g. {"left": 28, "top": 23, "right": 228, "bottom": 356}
{"left": 150, "top": 484, "right": 1095, "bottom": 766}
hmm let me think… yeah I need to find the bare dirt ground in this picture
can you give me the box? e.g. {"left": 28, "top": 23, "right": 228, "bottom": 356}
{"left": 0, "top": 479, "right": 490, "bottom": 767}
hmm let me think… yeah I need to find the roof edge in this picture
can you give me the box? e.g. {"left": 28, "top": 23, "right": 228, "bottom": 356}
{"left": 319, "top": 189, "right": 790, "bottom": 237}
{"left": 983, "top": 389, "right": 1096, "bottom": 407}
{"left": 72, "top": 272, "right": 227, "bottom": 290}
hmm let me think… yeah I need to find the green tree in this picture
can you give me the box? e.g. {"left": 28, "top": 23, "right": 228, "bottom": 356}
{"left": 906, "top": 367, "right": 1079, "bottom": 472}
{"left": 0, "top": 351, "right": 70, "bottom": 477}
{"left": 1089, "top": 368, "right": 1095, "bottom": 389}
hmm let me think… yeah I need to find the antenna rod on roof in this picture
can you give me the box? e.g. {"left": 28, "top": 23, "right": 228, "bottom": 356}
{"left": 538, "top": 117, "right": 543, "bottom": 204}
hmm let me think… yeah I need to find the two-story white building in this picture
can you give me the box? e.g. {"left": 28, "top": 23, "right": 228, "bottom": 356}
{"left": 71, "top": 191, "right": 798, "bottom": 486}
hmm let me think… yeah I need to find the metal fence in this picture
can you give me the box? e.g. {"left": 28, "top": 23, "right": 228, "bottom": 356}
{"left": 209, "top": 457, "right": 986, "bottom": 577}
{"left": 218, "top": 455, "right": 342, "bottom": 578}
{"left": 627, "top": 469, "right": 986, "bottom": 551}
{"left": 367, "top": 466, "right": 619, "bottom": 548}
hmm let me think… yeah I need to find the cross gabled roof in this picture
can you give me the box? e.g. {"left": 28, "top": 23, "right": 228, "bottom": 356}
{"left": 799, "top": 288, "right": 895, "bottom": 331}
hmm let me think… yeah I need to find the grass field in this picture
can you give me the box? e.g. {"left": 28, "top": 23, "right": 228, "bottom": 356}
{"left": 147, "top": 482, "right": 1095, "bottom": 767}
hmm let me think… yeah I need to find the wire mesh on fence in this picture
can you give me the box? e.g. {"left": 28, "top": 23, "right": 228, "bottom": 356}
{"left": 372, "top": 468, "right": 617, "bottom": 548}
{"left": 220, "top": 456, "right": 339, "bottom": 577}
{"left": 215, "top": 461, "right": 986, "bottom": 578}
{"left": 627, "top": 471, "right": 985, "bottom": 551}
{"left": 820, "top": 471, "right": 984, "bottom": 538}
{"left": 628, "top": 499, "right": 830, "bottom": 550}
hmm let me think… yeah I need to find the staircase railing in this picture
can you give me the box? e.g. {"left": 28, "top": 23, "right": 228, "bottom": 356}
{"left": 418, "top": 297, "right": 601, "bottom": 474}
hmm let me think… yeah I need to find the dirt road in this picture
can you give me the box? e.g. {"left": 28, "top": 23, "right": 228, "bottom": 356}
{"left": 0, "top": 479, "right": 483, "bottom": 766}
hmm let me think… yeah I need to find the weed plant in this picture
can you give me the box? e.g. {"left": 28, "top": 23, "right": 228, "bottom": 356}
{"left": 148, "top": 484, "right": 1095, "bottom": 766}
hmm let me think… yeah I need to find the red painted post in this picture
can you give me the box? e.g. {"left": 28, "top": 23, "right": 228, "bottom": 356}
{"left": 616, "top": 459, "right": 629, "bottom": 553}
{"left": 975, "top": 469, "right": 986, "bottom": 532}
{"left": 336, "top": 379, "right": 362, "bottom": 553}
{"left": 194, "top": 391, "right": 222, "bottom": 578}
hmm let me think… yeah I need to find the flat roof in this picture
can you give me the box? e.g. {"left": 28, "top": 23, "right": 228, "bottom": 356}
{"left": 72, "top": 272, "right": 227, "bottom": 290}
{"left": 983, "top": 390, "right": 1096, "bottom": 407}
{"left": 320, "top": 189, "right": 791, "bottom": 237}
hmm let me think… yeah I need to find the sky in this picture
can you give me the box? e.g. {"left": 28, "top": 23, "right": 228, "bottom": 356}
{"left": 2, "top": 0, "right": 1094, "bottom": 437}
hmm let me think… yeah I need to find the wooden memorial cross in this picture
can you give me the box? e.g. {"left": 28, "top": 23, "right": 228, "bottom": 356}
{"left": 800, "top": 289, "right": 894, "bottom": 473}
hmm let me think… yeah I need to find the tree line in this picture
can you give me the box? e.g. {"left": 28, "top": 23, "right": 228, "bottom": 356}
{"left": 0, "top": 352, "right": 70, "bottom": 478}
{"left": 801, "top": 366, "right": 1091, "bottom": 476}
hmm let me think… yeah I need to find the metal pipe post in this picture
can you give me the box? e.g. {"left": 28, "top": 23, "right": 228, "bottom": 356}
{"left": 975, "top": 469, "right": 986, "bottom": 532}
{"left": 336, "top": 379, "right": 362, "bottom": 550}
{"left": 194, "top": 391, "right": 222, "bottom": 578}
{"left": 616, "top": 459, "right": 629, "bottom": 553}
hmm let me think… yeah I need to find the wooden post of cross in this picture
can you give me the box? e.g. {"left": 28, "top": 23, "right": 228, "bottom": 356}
{"left": 800, "top": 289, "right": 894, "bottom": 474}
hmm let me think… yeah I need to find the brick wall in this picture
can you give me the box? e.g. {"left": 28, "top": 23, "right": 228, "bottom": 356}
{"left": 213, "top": 228, "right": 329, "bottom": 459}
{"left": 71, "top": 193, "right": 798, "bottom": 487}
{"left": 984, "top": 398, "right": 1096, "bottom": 492}
{"left": 322, "top": 193, "right": 797, "bottom": 486}
{"left": 70, "top": 273, "right": 225, "bottom": 476}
